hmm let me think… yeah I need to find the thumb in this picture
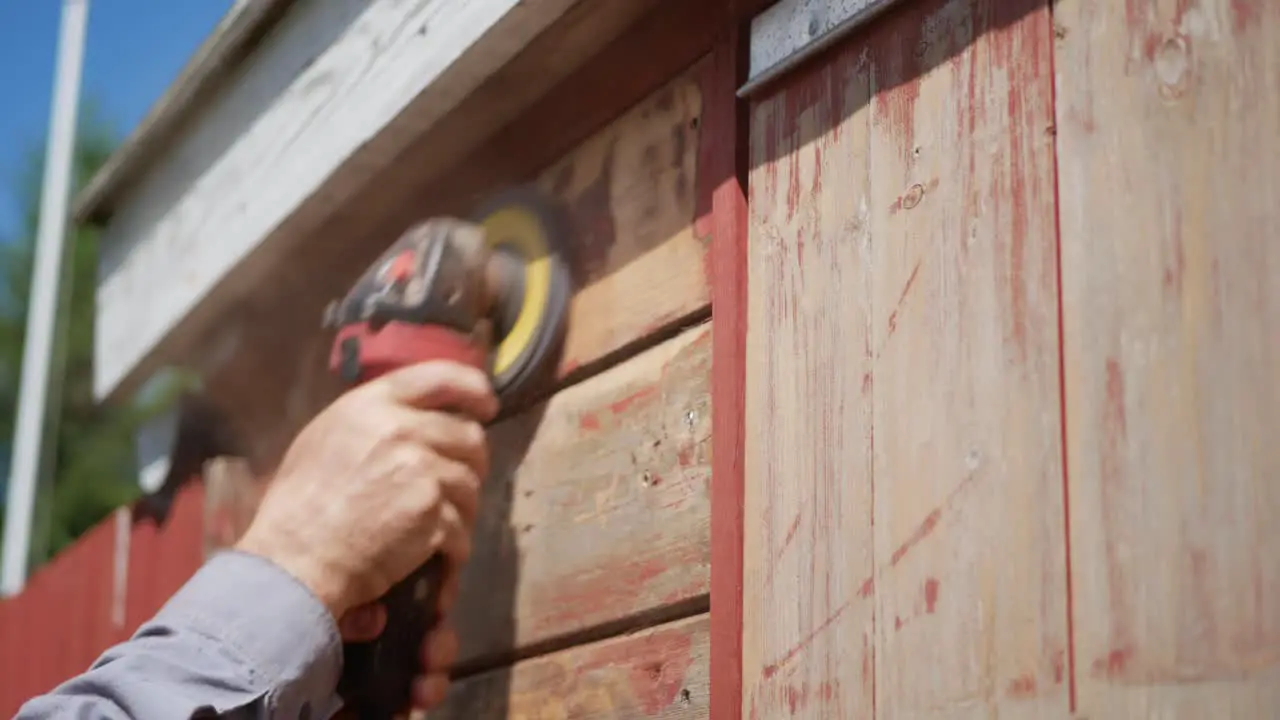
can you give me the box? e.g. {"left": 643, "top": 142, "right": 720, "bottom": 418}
{"left": 371, "top": 360, "right": 498, "bottom": 421}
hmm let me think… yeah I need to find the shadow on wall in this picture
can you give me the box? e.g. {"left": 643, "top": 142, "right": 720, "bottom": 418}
{"left": 748, "top": 0, "right": 1047, "bottom": 169}
{"left": 433, "top": 401, "right": 550, "bottom": 718}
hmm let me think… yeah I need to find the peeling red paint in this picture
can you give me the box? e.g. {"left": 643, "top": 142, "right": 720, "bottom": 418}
{"left": 783, "top": 683, "right": 805, "bottom": 714}
{"left": 676, "top": 444, "right": 698, "bottom": 467}
{"left": 811, "top": 143, "right": 824, "bottom": 196}
{"left": 857, "top": 576, "right": 875, "bottom": 599}
{"left": 923, "top": 577, "right": 940, "bottom": 613}
{"left": 777, "top": 513, "right": 802, "bottom": 559}
{"left": 1231, "top": 0, "right": 1259, "bottom": 32}
{"left": 1104, "top": 358, "right": 1128, "bottom": 437}
{"left": 760, "top": 601, "right": 850, "bottom": 680}
{"left": 890, "top": 509, "right": 941, "bottom": 566}
{"left": 1052, "top": 648, "right": 1067, "bottom": 684}
{"left": 576, "top": 623, "right": 695, "bottom": 715}
{"left": 534, "top": 552, "right": 680, "bottom": 634}
{"left": 786, "top": 148, "right": 804, "bottom": 222}
{"left": 1091, "top": 646, "right": 1134, "bottom": 679}
{"left": 1125, "top": 0, "right": 1147, "bottom": 36}
{"left": 610, "top": 384, "right": 661, "bottom": 416}
{"left": 875, "top": 77, "right": 922, "bottom": 149}
{"left": 1007, "top": 674, "right": 1037, "bottom": 698}
{"left": 886, "top": 260, "right": 923, "bottom": 341}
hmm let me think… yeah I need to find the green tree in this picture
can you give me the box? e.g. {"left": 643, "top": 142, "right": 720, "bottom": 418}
{"left": 0, "top": 104, "right": 141, "bottom": 567}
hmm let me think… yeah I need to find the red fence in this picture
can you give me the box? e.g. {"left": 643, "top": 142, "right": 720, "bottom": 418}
{"left": 0, "top": 483, "right": 206, "bottom": 715}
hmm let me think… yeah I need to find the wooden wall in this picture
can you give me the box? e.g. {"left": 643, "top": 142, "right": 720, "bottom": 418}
{"left": 190, "top": 0, "right": 753, "bottom": 715}
{"left": 426, "top": 46, "right": 729, "bottom": 717}
{"left": 742, "top": 0, "right": 1276, "bottom": 718}
{"left": 0, "top": 0, "right": 759, "bottom": 714}
{"left": 1055, "top": 0, "right": 1278, "bottom": 715}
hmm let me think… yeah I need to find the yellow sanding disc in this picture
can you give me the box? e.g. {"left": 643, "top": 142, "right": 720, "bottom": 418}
{"left": 475, "top": 188, "right": 571, "bottom": 398}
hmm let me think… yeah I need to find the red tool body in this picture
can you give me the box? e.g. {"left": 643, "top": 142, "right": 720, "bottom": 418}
{"left": 324, "top": 190, "right": 570, "bottom": 719}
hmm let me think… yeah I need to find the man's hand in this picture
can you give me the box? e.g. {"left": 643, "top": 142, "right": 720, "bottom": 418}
{"left": 235, "top": 360, "right": 497, "bottom": 707}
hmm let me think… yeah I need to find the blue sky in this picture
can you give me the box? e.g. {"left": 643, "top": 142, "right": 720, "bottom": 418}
{"left": 0, "top": 1, "right": 233, "bottom": 240}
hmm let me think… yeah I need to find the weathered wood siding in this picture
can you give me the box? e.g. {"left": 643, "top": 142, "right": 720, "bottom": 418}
{"left": 424, "top": 44, "right": 734, "bottom": 713}
{"left": 742, "top": 0, "right": 1276, "bottom": 717}
{"left": 184, "top": 11, "right": 743, "bottom": 715}
{"left": 1055, "top": 0, "right": 1279, "bottom": 715}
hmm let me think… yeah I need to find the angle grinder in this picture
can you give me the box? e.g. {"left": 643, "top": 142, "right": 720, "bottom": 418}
{"left": 322, "top": 187, "right": 572, "bottom": 718}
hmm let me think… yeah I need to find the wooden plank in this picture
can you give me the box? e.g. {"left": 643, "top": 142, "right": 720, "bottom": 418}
{"left": 705, "top": 31, "right": 750, "bottom": 720}
{"left": 743, "top": 26, "right": 877, "bottom": 720}
{"left": 452, "top": 323, "right": 712, "bottom": 667}
{"left": 867, "top": 1, "right": 1067, "bottom": 717}
{"left": 215, "top": 60, "right": 714, "bottom": 471}
{"left": 744, "top": 0, "right": 1068, "bottom": 716}
{"left": 1054, "top": 0, "right": 1280, "bottom": 714}
{"left": 91, "top": 0, "right": 604, "bottom": 401}
{"left": 435, "top": 613, "right": 710, "bottom": 719}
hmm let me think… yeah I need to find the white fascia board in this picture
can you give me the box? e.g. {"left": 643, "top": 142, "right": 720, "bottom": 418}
{"left": 92, "top": 0, "right": 579, "bottom": 400}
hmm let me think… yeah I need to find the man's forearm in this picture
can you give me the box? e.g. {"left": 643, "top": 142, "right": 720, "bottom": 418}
{"left": 15, "top": 551, "right": 344, "bottom": 719}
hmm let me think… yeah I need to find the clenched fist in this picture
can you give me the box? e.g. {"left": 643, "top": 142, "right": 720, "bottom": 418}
{"left": 235, "top": 360, "right": 498, "bottom": 707}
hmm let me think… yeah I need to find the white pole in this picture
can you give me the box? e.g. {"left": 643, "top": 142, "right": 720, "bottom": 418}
{"left": 1, "top": 0, "right": 91, "bottom": 596}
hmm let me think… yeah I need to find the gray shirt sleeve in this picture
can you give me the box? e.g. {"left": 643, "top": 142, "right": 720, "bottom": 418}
{"left": 14, "top": 550, "right": 346, "bottom": 720}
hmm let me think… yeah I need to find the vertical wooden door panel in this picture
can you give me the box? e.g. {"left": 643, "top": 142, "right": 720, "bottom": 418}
{"left": 744, "top": 33, "right": 876, "bottom": 720}
{"left": 1055, "top": 0, "right": 1280, "bottom": 714}
{"left": 866, "top": 0, "right": 1067, "bottom": 717}
{"left": 744, "top": 0, "right": 1066, "bottom": 717}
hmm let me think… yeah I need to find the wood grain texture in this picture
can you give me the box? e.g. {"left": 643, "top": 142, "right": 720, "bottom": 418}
{"left": 744, "top": 30, "right": 877, "bottom": 720}
{"left": 452, "top": 323, "right": 713, "bottom": 667}
{"left": 868, "top": 1, "right": 1067, "bottom": 717}
{"left": 1054, "top": 0, "right": 1280, "bottom": 715}
{"left": 744, "top": 0, "right": 1067, "bottom": 717}
{"left": 434, "top": 614, "right": 710, "bottom": 719}
{"left": 209, "top": 63, "right": 712, "bottom": 471}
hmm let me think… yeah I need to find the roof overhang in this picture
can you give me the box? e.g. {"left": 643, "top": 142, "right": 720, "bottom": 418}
{"left": 79, "top": 0, "right": 651, "bottom": 406}
{"left": 74, "top": 0, "right": 295, "bottom": 225}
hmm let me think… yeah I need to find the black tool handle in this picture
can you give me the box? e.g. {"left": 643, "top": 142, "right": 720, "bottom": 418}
{"left": 338, "top": 554, "right": 446, "bottom": 719}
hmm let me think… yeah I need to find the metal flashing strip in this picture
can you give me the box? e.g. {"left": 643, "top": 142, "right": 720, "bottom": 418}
{"left": 739, "top": 0, "right": 903, "bottom": 98}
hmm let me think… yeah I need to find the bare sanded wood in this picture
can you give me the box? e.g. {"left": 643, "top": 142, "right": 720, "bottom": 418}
{"left": 534, "top": 71, "right": 708, "bottom": 379}
{"left": 434, "top": 614, "right": 709, "bottom": 719}
{"left": 1055, "top": 0, "right": 1280, "bottom": 714}
{"left": 452, "top": 323, "right": 712, "bottom": 667}
{"left": 213, "top": 65, "right": 712, "bottom": 471}
{"left": 867, "top": 1, "right": 1067, "bottom": 716}
{"left": 743, "top": 32, "right": 876, "bottom": 720}
{"left": 745, "top": 0, "right": 1068, "bottom": 716}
